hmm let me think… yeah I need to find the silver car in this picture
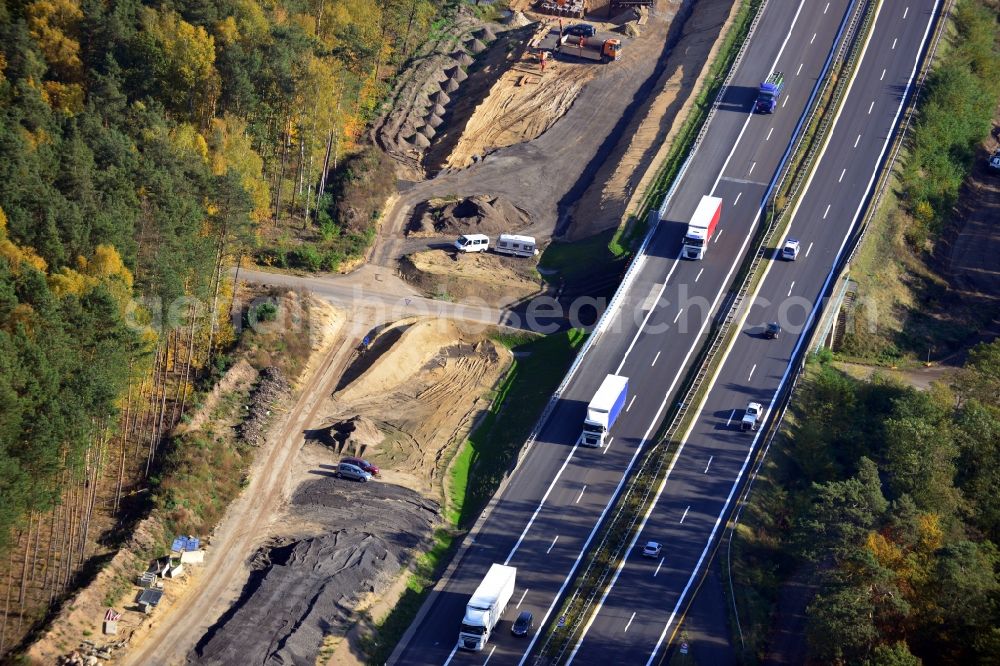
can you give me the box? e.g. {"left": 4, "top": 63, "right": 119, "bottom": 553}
{"left": 337, "top": 462, "right": 372, "bottom": 482}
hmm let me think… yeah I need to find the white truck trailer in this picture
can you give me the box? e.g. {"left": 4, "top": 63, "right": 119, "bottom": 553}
{"left": 579, "top": 374, "right": 629, "bottom": 448}
{"left": 458, "top": 563, "right": 517, "bottom": 651}
{"left": 681, "top": 195, "right": 723, "bottom": 260}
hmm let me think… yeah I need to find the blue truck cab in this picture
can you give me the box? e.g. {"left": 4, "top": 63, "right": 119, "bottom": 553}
{"left": 756, "top": 72, "right": 784, "bottom": 113}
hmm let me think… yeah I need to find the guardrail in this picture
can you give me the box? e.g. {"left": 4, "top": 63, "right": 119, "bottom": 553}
{"left": 530, "top": 0, "right": 876, "bottom": 661}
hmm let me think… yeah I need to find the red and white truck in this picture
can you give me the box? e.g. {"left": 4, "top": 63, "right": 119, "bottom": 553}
{"left": 682, "top": 195, "right": 722, "bottom": 260}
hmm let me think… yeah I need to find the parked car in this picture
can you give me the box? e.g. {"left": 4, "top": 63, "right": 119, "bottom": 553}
{"left": 511, "top": 610, "right": 533, "bottom": 636}
{"left": 337, "top": 461, "right": 372, "bottom": 482}
{"left": 782, "top": 238, "right": 800, "bottom": 260}
{"left": 641, "top": 541, "right": 662, "bottom": 558}
{"left": 764, "top": 322, "right": 781, "bottom": 339}
{"left": 565, "top": 23, "right": 596, "bottom": 38}
{"left": 341, "top": 457, "right": 379, "bottom": 476}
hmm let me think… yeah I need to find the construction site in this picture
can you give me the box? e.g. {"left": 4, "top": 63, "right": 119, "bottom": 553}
{"left": 23, "top": 0, "right": 748, "bottom": 663}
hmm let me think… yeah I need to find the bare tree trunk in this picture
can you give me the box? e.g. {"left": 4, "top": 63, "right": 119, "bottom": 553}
{"left": 317, "top": 132, "right": 334, "bottom": 200}
{"left": 30, "top": 511, "right": 41, "bottom": 585}
{"left": 116, "top": 362, "right": 134, "bottom": 513}
{"left": 2, "top": 546, "right": 14, "bottom": 653}
{"left": 273, "top": 117, "right": 291, "bottom": 226}
{"left": 19, "top": 515, "right": 32, "bottom": 605}
{"left": 178, "top": 302, "right": 198, "bottom": 421}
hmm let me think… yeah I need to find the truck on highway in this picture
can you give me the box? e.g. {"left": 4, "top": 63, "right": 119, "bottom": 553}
{"left": 579, "top": 374, "right": 629, "bottom": 447}
{"left": 682, "top": 195, "right": 723, "bottom": 260}
{"left": 741, "top": 402, "right": 763, "bottom": 431}
{"left": 755, "top": 71, "right": 784, "bottom": 113}
{"left": 459, "top": 564, "right": 517, "bottom": 651}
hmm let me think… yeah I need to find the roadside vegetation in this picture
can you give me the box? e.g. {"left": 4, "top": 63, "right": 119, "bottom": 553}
{"left": 841, "top": 0, "right": 1000, "bottom": 362}
{"left": 731, "top": 345, "right": 1000, "bottom": 664}
{"left": 360, "top": 328, "right": 586, "bottom": 664}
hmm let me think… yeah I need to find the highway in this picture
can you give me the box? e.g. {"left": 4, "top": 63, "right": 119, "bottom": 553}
{"left": 565, "top": 1, "right": 941, "bottom": 664}
{"left": 390, "top": 1, "right": 858, "bottom": 663}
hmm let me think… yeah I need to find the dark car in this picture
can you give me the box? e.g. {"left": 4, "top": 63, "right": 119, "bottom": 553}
{"left": 565, "top": 23, "right": 596, "bottom": 38}
{"left": 341, "top": 457, "right": 379, "bottom": 476}
{"left": 512, "top": 610, "right": 533, "bottom": 637}
{"left": 764, "top": 322, "right": 781, "bottom": 339}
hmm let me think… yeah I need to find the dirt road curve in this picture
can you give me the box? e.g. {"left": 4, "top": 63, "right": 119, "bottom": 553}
{"left": 123, "top": 310, "right": 375, "bottom": 666}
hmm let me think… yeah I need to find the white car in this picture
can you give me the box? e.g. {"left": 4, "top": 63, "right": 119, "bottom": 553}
{"left": 781, "top": 238, "right": 800, "bottom": 260}
{"left": 741, "top": 402, "right": 763, "bottom": 431}
{"left": 641, "top": 541, "right": 662, "bottom": 558}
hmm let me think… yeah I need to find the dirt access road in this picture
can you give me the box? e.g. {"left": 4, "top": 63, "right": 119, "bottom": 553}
{"left": 371, "top": 0, "right": 688, "bottom": 266}
{"left": 121, "top": 308, "right": 378, "bottom": 666}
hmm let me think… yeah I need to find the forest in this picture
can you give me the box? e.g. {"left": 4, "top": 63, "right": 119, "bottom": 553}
{"left": 735, "top": 343, "right": 1000, "bottom": 665}
{"left": 0, "top": 0, "right": 440, "bottom": 653}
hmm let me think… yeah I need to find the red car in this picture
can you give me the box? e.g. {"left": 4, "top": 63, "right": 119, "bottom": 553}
{"left": 341, "top": 457, "right": 379, "bottom": 476}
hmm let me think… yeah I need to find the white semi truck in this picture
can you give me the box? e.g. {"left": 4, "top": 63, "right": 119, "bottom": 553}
{"left": 458, "top": 563, "right": 517, "bottom": 651}
{"left": 579, "top": 374, "right": 629, "bottom": 448}
{"left": 681, "top": 195, "right": 723, "bottom": 260}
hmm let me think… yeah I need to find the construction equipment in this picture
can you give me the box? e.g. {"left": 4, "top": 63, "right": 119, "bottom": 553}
{"left": 558, "top": 34, "right": 622, "bottom": 63}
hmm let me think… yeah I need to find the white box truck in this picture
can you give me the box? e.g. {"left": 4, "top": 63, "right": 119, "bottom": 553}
{"left": 459, "top": 563, "right": 517, "bottom": 651}
{"left": 682, "top": 195, "right": 723, "bottom": 260}
{"left": 579, "top": 374, "right": 629, "bottom": 448}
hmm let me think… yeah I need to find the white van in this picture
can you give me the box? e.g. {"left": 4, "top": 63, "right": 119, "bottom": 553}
{"left": 455, "top": 234, "right": 490, "bottom": 253}
{"left": 495, "top": 234, "right": 539, "bottom": 258}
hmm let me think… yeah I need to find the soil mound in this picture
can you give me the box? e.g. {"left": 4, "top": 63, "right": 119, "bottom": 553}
{"left": 431, "top": 90, "right": 451, "bottom": 105}
{"left": 502, "top": 10, "right": 530, "bottom": 27}
{"left": 452, "top": 51, "right": 474, "bottom": 66}
{"left": 426, "top": 114, "right": 444, "bottom": 128}
{"left": 476, "top": 27, "right": 496, "bottom": 41}
{"left": 444, "top": 78, "right": 460, "bottom": 93}
{"left": 430, "top": 103, "right": 447, "bottom": 116}
{"left": 409, "top": 132, "right": 431, "bottom": 148}
{"left": 466, "top": 38, "right": 487, "bottom": 53}
{"left": 324, "top": 416, "right": 384, "bottom": 456}
{"left": 409, "top": 194, "right": 531, "bottom": 236}
{"left": 446, "top": 66, "right": 468, "bottom": 82}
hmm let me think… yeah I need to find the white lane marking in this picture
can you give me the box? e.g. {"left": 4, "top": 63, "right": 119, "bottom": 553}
{"left": 880, "top": 68, "right": 886, "bottom": 81}
{"left": 483, "top": 645, "right": 497, "bottom": 665}
{"left": 547, "top": 535, "right": 559, "bottom": 554}
{"left": 713, "top": 228, "right": 723, "bottom": 244}
{"left": 903, "top": 6, "right": 908, "bottom": 19}
{"left": 624, "top": 612, "right": 636, "bottom": 633}
{"left": 806, "top": 241, "right": 814, "bottom": 257}
{"left": 446, "top": 643, "right": 459, "bottom": 664}
{"left": 673, "top": 308, "right": 684, "bottom": 324}
{"left": 734, "top": 191, "right": 743, "bottom": 206}
{"left": 854, "top": 133, "right": 861, "bottom": 148}
{"left": 704, "top": 456, "right": 713, "bottom": 474}
{"left": 517, "top": 588, "right": 529, "bottom": 608}
{"left": 839, "top": 168, "right": 846, "bottom": 182}
{"left": 680, "top": 506, "right": 690, "bottom": 524}
{"left": 602, "top": 437, "right": 614, "bottom": 455}
{"left": 892, "top": 37, "right": 898, "bottom": 49}
{"left": 652, "top": 351, "right": 661, "bottom": 367}
{"left": 626, "top": 396, "right": 636, "bottom": 412}
{"left": 788, "top": 281, "right": 795, "bottom": 297}
{"left": 782, "top": 95, "right": 789, "bottom": 108}
{"left": 748, "top": 364, "right": 757, "bottom": 381}
{"left": 796, "top": 62, "right": 803, "bottom": 76}
{"left": 640, "top": 283, "right": 662, "bottom": 311}
{"left": 558, "top": 0, "right": 814, "bottom": 659}
{"left": 654, "top": 557, "right": 665, "bottom": 577}
{"left": 823, "top": 204, "right": 831, "bottom": 219}
{"left": 747, "top": 161, "right": 756, "bottom": 177}
{"left": 726, "top": 410, "right": 736, "bottom": 427}
{"left": 810, "top": 32, "right": 816, "bottom": 44}
{"left": 576, "top": 486, "right": 586, "bottom": 504}
{"left": 868, "top": 100, "right": 875, "bottom": 114}
{"left": 766, "top": 127, "right": 774, "bottom": 141}
{"left": 695, "top": 268, "right": 704, "bottom": 283}
{"left": 824, "top": 1, "right": 829, "bottom": 12}
{"left": 636, "top": 4, "right": 938, "bottom": 662}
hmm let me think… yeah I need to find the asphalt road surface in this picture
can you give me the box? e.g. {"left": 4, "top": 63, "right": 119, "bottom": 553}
{"left": 390, "top": 1, "right": 859, "bottom": 664}
{"left": 565, "top": 1, "right": 941, "bottom": 664}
